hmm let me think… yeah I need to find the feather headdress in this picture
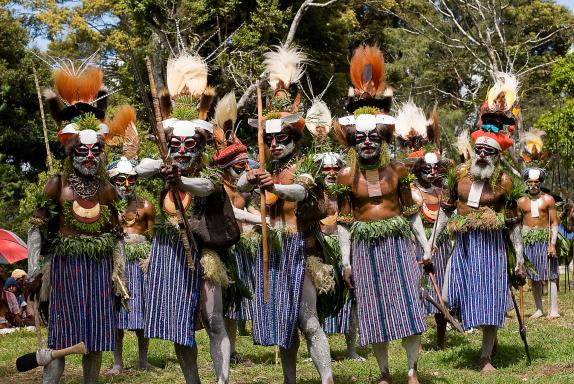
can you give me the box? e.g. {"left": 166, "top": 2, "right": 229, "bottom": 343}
{"left": 456, "top": 129, "right": 473, "bottom": 162}
{"left": 305, "top": 100, "right": 332, "bottom": 137}
{"left": 520, "top": 128, "right": 548, "bottom": 164}
{"left": 394, "top": 101, "right": 428, "bottom": 140}
{"left": 264, "top": 44, "right": 307, "bottom": 93}
{"left": 350, "top": 45, "right": 385, "bottom": 98}
{"left": 486, "top": 72, "right": 519, "bottom": 114}
{"left": 214, "top": 92, "right": 238, "bottom": 135}
{"left": 159, "top": 53, "right": 215, "bottom": 136}
{"left": 346, "top": 45, "right": 393, "bottom": 113}
{"left": 105, "top": 105, "right": 139, "bottom": 159}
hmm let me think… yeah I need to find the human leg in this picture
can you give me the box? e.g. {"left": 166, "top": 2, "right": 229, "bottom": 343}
{"left": 200, "top": 280, "right": 230, "bottom": 384}
{"left": 402, "top": 335, "right": 421, "bottom": 384}
{"left": 107, "top": 329, "right": 124, "bottom": 374}
{"left": 529, "top": 281, "right": 544, "bottom": 319}
{"left": 372, "top": 342, "right": 391, "bottom": 384}
{"left": 345, "top": 302, "right": 364, "bottom": 360}
{"left": 135, "top": 329, "right": 155, "bottom": 369}
{"left": 174, "top": 342, "right": 200, "bottom": 384}
{"left": 42, "top": 357, "right": 65, "bottom": 384}
{"left": 298, "top": 275, "right": 333, "bottom": 384}
{"left": 434, "top": 313, "right": 447, "bottom": 350}
{"left": 279, "top": 336, "right": 300, "bottom": 384}
{"left": 82, "top": 352, "right": 102, "bottom": 384}
{"left": 547, "top": 279, "right": 560, "bottom": 318}
{"left": 479, "top": 326, "right": 497, "bottom": 372}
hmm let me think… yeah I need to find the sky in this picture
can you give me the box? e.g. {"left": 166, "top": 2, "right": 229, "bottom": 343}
{"left": 23, "top": 0, "right": 574, "bottom": 52}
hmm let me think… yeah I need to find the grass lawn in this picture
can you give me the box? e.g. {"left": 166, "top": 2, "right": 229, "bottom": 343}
{"left": 1, "top": 281, "right": 573, "bottom": 383}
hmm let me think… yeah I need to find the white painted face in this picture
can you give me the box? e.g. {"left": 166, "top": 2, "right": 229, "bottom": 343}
{"left": 73, "top": 130, "right": 103, "bottom": 176}
{"left": 265, "top": 132, "right": 295, "bottom": 160}
{"left": 470, "top": 143, "right": 500, "bottom": 180}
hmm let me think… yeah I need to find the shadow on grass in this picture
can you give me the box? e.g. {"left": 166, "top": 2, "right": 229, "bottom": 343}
{"left": 234, "top": 350, "right": 278, "bottom": 365}
{"left": 422, "top": 328, "right": 470, "bottom": 351}
{"left": 441, "top": 340, "right": 545, "bottom": 370}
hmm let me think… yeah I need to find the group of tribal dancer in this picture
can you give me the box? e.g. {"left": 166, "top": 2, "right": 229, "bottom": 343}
{"left": 22, "top": 44, "right": 564, "bottom": 384}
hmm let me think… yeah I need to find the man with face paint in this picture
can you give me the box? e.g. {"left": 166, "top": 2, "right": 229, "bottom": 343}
{"left": 518, "top": 168, "right": 560, "bottom": 319}
{"left": 26, "top": 64, "right": 129, "bottom": 383}
{"left": 106, "top": 154, "right": 156, "bottom": 373}
{"left": 410, "top": 152, "right": 453, "bottom": 350}
{"left": 237, "top": 45, "right": 335, "bottom": 384}
{"left": 135, "top": 54, "right": 231, "bottom": 384}
{"left": 431, "top": 73, "right": 525, "bottom": 373}
{"left": 335, "top": 46, "right": 430, "bottom": 384}
{"left": 212, "top": 92, "right": 262, "bottom": 361}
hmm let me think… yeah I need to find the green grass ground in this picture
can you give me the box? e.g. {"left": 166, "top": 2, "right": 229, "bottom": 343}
{"left": 1, "top": 283, "right": 573, "bottom": 384}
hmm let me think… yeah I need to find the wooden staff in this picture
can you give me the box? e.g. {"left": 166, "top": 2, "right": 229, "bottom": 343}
{"left": 257, "top": 86, "right": 269, "bottom": 302}
{"left": 145, "top": 56, "right": 196, "bottom": 270}
{"left": 32, "top": 65, "right": 53, "bottom": 173}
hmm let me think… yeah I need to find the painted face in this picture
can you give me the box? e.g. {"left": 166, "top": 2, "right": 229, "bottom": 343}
{"left": 526, "top": 179, "right": 541, "bottom": 196}
{"left": 226, "top": 159, "right": 250, "bottom": 181}
{"left": 168, "top": 135, "right": 201, "bottom": 170}
{"left": 265, "top": 132, "right": 295, "bottom": 159}
{"left": 321, "top": 164, "right": 340, "bottom": 186}
{"left": 112, "top": 173, "right": 137, "bottom": 199}
{"left": 73, "top": 142, "right": 102, "bottom": 176}
{"left": 470, "top": 143, "right": 500, "bottom": 180}
{"left": 355, "top": 129, "right": 382, "bottom": 162}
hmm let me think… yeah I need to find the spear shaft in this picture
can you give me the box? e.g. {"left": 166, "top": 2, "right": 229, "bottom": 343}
{"left": 257, "top": 86, "right": 269, "bottom": 302}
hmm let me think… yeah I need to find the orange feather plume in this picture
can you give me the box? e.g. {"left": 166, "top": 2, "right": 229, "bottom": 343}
{"left": 350, "top": 45, "right": 385, "bottom": 97}
{"left": 54, "top": 66, "right": 103, "bottom": 105}
{"left": 107, "top": 105, "right": 136, "bottom": 139}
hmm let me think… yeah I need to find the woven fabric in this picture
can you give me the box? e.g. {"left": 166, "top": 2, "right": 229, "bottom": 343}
{"left": 117, "top": 259, "right": 145, "bottom": 330}
{"left": 226, "top": 246, "right": 256, "bottom": 320}
{"left": 447, "top": 229, "right": 509, "bottom": 329}
{"left": 322, "top": 298, "right": 352, "bottom": 335}
{"left": 352, "top": 235, "right": 427, "bottom": 346}
{"left": 144, "top": 234, "right": 201, "bottom": 347}
{"left": 525, "top": 241, "right": 559, "bottom": 281}
{"left": 252, "top": 232, "right": 306, "bottom": 349}
{"left": 48, "top": 253, "right": 116, "bottom": 353}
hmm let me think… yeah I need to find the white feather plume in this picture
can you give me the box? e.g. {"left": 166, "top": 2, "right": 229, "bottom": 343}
{"left": 487, "top": 72, "right": 519, "bottom": 112}
{"left": 214, "top": 92, "right": 237, "bottom": 130}
{"left": 166, "top": 54, "right": 208, "bottom": 98}
{"left": 456, "top": 129, "right": 473, "bottom": 161}
{"left": 264, "top": 44, "right": 307, "bottom": 91}
{"left": 305, "top": 100, "right": 332, "bottom": 136}
{"left": 394, "top": 101, "right": 428, "bottom": 139}
{"left": 383, "top": 87, "right": 394, "bottom": 97}
{"left": 520, "top": 128, "right": 545, "bottom": 154}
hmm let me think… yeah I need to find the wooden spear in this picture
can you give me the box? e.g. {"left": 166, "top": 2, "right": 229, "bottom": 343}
{"left": 257, "top": 86, "right": 269, "bottom": 302}
{"left": 32, "top": 65, "right": 53, "bottom": 173}
{"left": 145, "top": 56, "right": 196, "bottom": 270}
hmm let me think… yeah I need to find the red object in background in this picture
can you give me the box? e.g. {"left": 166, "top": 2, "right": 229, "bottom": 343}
{"left": 0, "top": 229, "right": 27, "bottom": 265}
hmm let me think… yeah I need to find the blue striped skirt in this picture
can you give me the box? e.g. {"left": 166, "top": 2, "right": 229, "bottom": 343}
{"left": 117, "top": 260, "right": 145, "bottom": 330}
{"left": 352, "top": 236, "right": 427, "bottom": 346}
{"left": 447, "top": 229, "right": 508, "bottom": 329}
{"left": 227, "top": 247, "right": 256, "bottom": 320}
{"left": 48, "top": 253, "right": 116, "bottom": 353}
{"left": 252, "top": 232, "right": 306, "bottom": 349}
{"left": 144, "top": 234, "right": 201, "bottom": 347}
{"left": 322, "top": 298, "right": 352, "bottom": 335}
{"left": 416, "top": 239, "right": 451, "bottom": 315}
{"left": 525, "top": 241, "right": 559, "bottom": 281}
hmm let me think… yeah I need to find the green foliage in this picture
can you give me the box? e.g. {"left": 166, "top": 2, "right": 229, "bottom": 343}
{"left": 62, "top": 200, "right": 112, "bottom": 233}
{"left": 522, "top": 228, "right": 551, "bottom": 246}
{"left": 125, "top": 241, "right": 151, "bottom": 261}
{"left": 51, "top": 232, "right": 115, "bottom": 259}
{"left": 547, "top": 54, "right": 574, "bottom": 97}
{"left": 505, "top": 176, "right": 528, "bottom": 204}
{"left": 349, "top": 216, "right": 411, "bottom": 242}
{"left": 353, "top": 106, "right": 378, "bottom": 116}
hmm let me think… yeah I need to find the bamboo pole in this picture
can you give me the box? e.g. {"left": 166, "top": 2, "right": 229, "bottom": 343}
{"left": 32, "top": 65, "right": 53, "bottom": 173}
{"left": 256, "top": 86, "right": 269, "bottom": 302}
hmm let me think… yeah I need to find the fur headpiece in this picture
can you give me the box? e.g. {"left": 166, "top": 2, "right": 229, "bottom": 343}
{"left": 159, "top": 53, "right": 215, "bottom": 138}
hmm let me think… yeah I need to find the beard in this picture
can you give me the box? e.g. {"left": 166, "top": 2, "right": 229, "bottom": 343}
{"left": 169, "top": 150, "right": 201, "bottom": 171}
{"left": 356, "top": 142, "right": 381, "bottom": 162}
{"left": 73, "top": 155, "right": 100, "bottom": 176}
{"left": 323, "top": 174, "right": 337, "bottom": 186}
{"left": 470, "top": 154, "right": 499, "bottom": 180}
{"left": 271, "top": 141, "right": 295, "bottom": 160}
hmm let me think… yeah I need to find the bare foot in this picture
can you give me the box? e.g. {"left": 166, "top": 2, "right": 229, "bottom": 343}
{"left": 106, "top": 365, "right": 123, "bottom": 375}
{"left": 479, "top": 357, "right": 496, "bottom": 373}
{"left": 378, "top": 370, "right": 392, "bottom": 384}
{"left": 346, "top": 351, "right": 366, "bottom": 361}
{"left": 407, "top": 370, "right": 419, "bottom": 384}
{"left": 528, "top": 309, "right": 544, "bottom": 320}
{"left": 138, "top": 361, "right": 158, "bottom": 370}
{"left": 546, "top": 312, "right": 561, "bottom": 320}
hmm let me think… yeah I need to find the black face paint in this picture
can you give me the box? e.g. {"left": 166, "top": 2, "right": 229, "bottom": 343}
{"left": 73, "top": 143, "right": 102, "bottom": 176}
{"left": 265, "top": 133, "right": 295, "bottom": 159}
{"left": 474, "top": 144, "right": 499, "bottom": 157}
{"left": 355, "top": 130, "right": 382, "bottom": 161}
{"left": 168, "top": 135, "right": 201, "bottom": 170}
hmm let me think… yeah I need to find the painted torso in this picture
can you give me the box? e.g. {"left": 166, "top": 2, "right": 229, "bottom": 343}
{"left": 518, "top": 193, "right": 554, "bottom": 229}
